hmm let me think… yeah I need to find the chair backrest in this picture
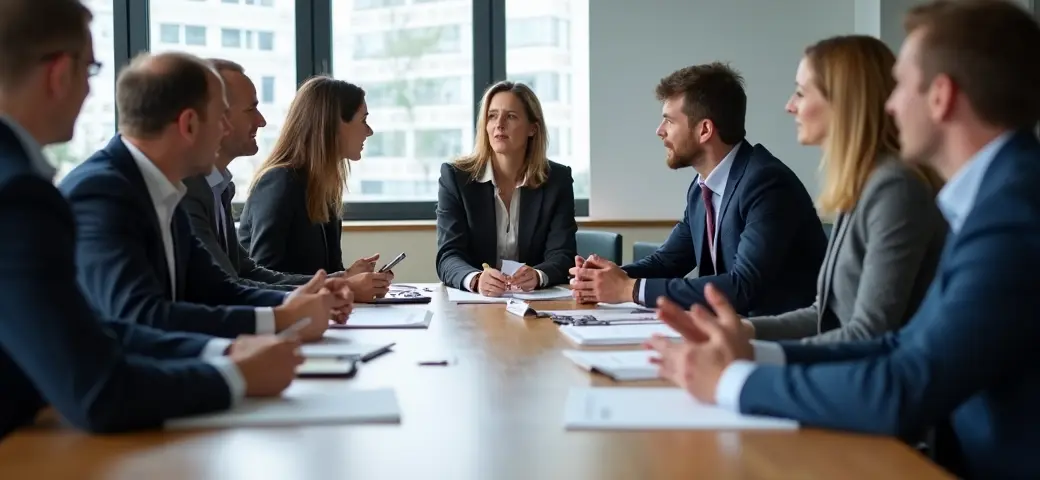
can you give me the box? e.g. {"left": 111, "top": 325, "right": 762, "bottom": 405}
{"left": 632, "top": 241, "right": 661, "bottom": 263}
{"left": 576, "top": 230, "right": 623, "bottom": 264}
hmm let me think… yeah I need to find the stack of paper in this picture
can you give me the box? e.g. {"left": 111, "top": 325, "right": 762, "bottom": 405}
{"left": 301, "top": 331, "right": 395, "bottom": 360}
{"left": 562, "top": 349, "right": 660, "bottom": 381}
{"left": 333, "top": 306, "right": 432, "bottom": 329}
{"left": 563, "top": 387, "right": 799, "bottom": 430}
{"left": 165, "top": 388, "right": 401, "bottom": 429}
{"left": 559, "top": 323, "right": 680, "bottom": 346}
{"left": 446, "top": 286, "right": 573, "bottom": 304}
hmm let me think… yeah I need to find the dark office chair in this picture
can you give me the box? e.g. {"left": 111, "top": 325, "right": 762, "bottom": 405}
{"left": 632, "top": 242, "right": 661, "bottom": 263}
{"left": 576, "top": 230, "right": 623, "bottom": 264}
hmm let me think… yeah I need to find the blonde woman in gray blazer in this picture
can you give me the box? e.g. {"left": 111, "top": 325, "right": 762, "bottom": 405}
{"left": 746, "top": 35, "right": 947, "bottom": 344}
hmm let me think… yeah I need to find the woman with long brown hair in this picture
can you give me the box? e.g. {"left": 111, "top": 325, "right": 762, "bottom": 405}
{"left": 435, "top": 81, "right": 578, "bottom": 296}
{"left": 746, "top": 35, "right": 948, "bottom": 343}
{"left": 239, "top": 76, "right": 392, "bottom": 301}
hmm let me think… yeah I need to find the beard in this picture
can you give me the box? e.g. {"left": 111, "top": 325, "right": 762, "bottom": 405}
{"left": 666, "top": 143, "right": 705, "bottom": 170}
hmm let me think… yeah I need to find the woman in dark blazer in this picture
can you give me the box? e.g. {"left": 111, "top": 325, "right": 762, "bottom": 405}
{"left": 239, "top": 76, "right": 392, "bottom": 302}
{"left": 436, "top": 80, "right": 578, "bottom": 296}
{"left": 745, "top": 35, "right": 948, "bottom": 344}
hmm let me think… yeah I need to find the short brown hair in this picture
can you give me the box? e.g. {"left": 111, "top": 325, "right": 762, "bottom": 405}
{"left": 904, "top": 0, "right": 1040, "bottom": 130}
{"left": 207, "top": 58, "right": 245, "bottom": 75}
{"left": 0, "top": 0, "right": 92, "bottom": 88}
{"left": 655, "top": 62, "right": 747, "bottom": 145}
{"left": 116, "top": 52, "right": 217, "bottom": 138}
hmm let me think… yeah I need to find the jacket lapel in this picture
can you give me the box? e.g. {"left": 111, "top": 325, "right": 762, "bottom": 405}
{"left": 469, "top": 181, "right": 499, "bottom": 265}
{"left": 171, "top": 212, "right": 190, "bottom": 301}
{"left": 517, "top": 185, "right": 543, "bottom": 263}
{"left": 689, "top": 182, "right": 707, "bottom": 273}
{"left": 819, "top": 211, "right": 852, "bottom": 320}
{"left": 716, "top": 140, "right": 752, "bottom": 230}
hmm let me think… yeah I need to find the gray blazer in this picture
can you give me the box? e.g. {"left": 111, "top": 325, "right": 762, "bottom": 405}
{"left": 182, "top": 173, "right": 313, "bottom": 291}
{"left": 748, "top": 159, "right": 948, "bottom": 344}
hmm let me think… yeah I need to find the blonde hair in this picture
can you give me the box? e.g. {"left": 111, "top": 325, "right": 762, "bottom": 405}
{"left": 250, "top": 76, "right": 365, "bottom": 224}
{"left": 453, "top": 81, "right": 550, "bottom": 188}
{"left": 806, "top": 35, "right": 942, "bottom": 214}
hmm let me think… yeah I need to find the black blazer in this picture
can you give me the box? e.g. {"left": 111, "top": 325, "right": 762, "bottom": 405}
{"left": 238, "top": 166, "right": 345, "bottom": 275}
{"left": 182, "top": 173, "right": 313, "bottom": 291}
{"left": 435, "top": 160, "right": 578, "bottom": 290}
{"left": 0, "top": 122, "right": 230, "bottom": 438}
{"left": 58, "top": 135, "right": 287, "bottom": 338}
{"left": 621, "top": 140, "right": 826, "bottom": 315}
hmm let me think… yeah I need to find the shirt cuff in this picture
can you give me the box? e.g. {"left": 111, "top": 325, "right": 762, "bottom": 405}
{"left": 255, "top": 307, "right": 276, "bottom": 334}
{"left": 204, "top": 356, "right": 246, "bottom": 406}
{"left": 463, "top": 271, "right": 480, "bottom": 292}
{"left": 714, "top": 360, "right": 757, "bottom": 412}
{"left": 751, "top": 340, "right": 787, "bottom": 365}
{"left": 200, "top": 338, "right": 232, "bottom": 358}
{"left": 535, "top": 269, "right": 548, "bottom": 288}
{"left": 637, "top": 278, "right": 647, "bottom": 305}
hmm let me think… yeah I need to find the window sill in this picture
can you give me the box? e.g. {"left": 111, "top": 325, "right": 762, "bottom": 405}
{"left": 340, "top": 218, "right": 679, "bottom": 232}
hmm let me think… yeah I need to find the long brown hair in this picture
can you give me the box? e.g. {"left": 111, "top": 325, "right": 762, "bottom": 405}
{"left": 250, "top": 76, "right": 365, "bottom": 223}
{"left": 806, "top": 35, "right": 942, "bottom": 214}
{"left": 453, "top": 81, "right": 550, "bottom": 188}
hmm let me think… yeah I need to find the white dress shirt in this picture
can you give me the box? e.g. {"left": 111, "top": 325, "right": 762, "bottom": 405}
{"left": 637, "top": 143, "right": 741, "bottom": 304}
{"left": 463, "top": 162, "right": 548, "bottom": 291}
{"left": 712, "top": 132, "right": 1015, "bottom": 412}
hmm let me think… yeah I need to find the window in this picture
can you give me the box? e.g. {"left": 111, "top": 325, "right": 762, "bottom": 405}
{"left": 45, "top": 0, "right": 117, "bottom": 183}
{"left": 185, "top": 25, "right": 206, "bottom": 46}
{"left": 159, "top": 23, "right": 180, "bottom": 44}
{"left": 260, "top": 76, "right": 275, "bottom": 104}
{"left": 150, "top": 0, "right": 297, "bottom": 202}
{"left": 333, "top": 0, "right": 474, "bottom": 202}
{"left": 507, "top": 1, "right": 589, "bottom": 199}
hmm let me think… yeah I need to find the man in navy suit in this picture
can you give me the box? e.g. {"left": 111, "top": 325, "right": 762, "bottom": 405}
{"left": 0, "top": 0, "right": 305, "bottom": 438}
{"left": 571, "top": 63, "right": 826, "bottom": 316}
{"left": 646, "top": 1, "right": 1040, "bottom": 478}
{"left": 59, "top": 51, "right": 349, "bottom": 340}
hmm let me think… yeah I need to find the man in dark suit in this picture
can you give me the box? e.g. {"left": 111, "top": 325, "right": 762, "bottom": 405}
{"left": 0, "top": 0, "right": 304, "bottom": 438}
{"left": 59, "top": 51, "right": 348, "bottom": 340}
{"left": 646, "top": 2, "right": 1040, "bottom": 478}
{"left": 571, "top": 63, "right": 825, "bottom": 316}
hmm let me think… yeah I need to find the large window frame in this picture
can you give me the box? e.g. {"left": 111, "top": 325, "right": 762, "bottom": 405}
{"left": 110, "top": 0, "right": 588, "bottom": 221}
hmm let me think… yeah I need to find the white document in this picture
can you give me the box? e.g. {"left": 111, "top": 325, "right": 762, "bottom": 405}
{"left": 301, "top": 332, "right": 395, "bottom": 359}
{"left": 165, "top": 388, "right": 401, "bottom": 429}
{"left": 500, "top": 259, "right": 524, "bottom": 276}
{"left": 598, "top": 302, "right": 645, "bottom": 309}
{"left": 559, "top": 323, "right": 680, "bottom": 346}
{"left": 540, "top": 308, "right": 659, "bottom": 324}
{"left": 563, "top": 387, "right": 799, "bottom": 431}
{"left": 562, "top": 350, "right": 660, "bottom": 381}
{"left": 333, "top": 306, "right": 432, "bottom": 329}
{"left": 446, "top": 286, "right": 572, "bottom": 303}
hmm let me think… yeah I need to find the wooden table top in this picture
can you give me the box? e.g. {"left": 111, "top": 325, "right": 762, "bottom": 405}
{"left": 0, "top": 284, "right": 952, "bottom": 479}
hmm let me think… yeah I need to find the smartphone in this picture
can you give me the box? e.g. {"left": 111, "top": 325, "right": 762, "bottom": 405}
{"left": 296, "top": 358, "right": 358, "bottom": 378}
{"left": 378, "top": 252, "right": 406, "bottom": 273}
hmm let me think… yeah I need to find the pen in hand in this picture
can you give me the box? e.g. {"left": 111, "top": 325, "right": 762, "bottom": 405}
{"left": 277, "top": 317, "right": 312, "bottom": 339}
{"left": 482, "top": 262, "right": 513, "bottom": 290}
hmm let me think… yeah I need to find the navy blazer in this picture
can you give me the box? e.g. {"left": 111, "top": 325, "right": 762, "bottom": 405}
{"left": 736, "top": 132, "right": 1040, "bottom": 479}
{"left": 622, "top": 140, "right": 825, "bottom": 315}
{"left": 58, "top": 136, "right": 286, "bottom": 338}
{"left": 0, "top": 123, "right": 230, "bottom": 437}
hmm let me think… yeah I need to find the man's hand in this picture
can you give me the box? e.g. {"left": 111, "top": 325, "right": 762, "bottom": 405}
{"left": 275, "top": 271, "right": 334, "bottom": 342}
{"left": 323, "top": 276, "right": 355, "bottom": 324}
{"left": 475, "top": 268, "right": 508, "bottom": 297}
{"left": 229, "top": 335, "right": 304, "bottom": 397}
{"left": 346, "top": 254, "right": 380, "bottom": 277}
{"left": 569, "top": 255, "right": 636, "bottom": 304}
{"left": 344, "top": 272, "right": 392, "bottom": 302}
{"left": 643, "top": 285, "right": 754, "bottom": 404}
{"left": 510, "top": 265, "right": 539, "bottom": 292}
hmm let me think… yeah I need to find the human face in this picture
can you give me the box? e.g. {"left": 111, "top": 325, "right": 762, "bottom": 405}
{"left": 485, "top": 91, "right": 536, "bottom": 157}
{"left": 655, "top": 96, "right": 704, "bottom": 169}
{"left": 47, "top": 32, "right": 96, "bottom": 144}
{"left": 885, "top": 29, "right": 941, "bottom": 166}
{"left": 187, "top": 72, "right": 230, "bottom": 175}
{"left": 338, "top": 100, "right": 372, "bottom": 161}
{"left": 786, "top": 57, "right": 831, "bottom": 146}
{"left": 219, "top": 70, "right": 266, "bottom": 161}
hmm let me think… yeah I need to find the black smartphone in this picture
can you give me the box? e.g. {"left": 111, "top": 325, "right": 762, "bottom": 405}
{"left": 378, "top": 252, "right": 406, "bottom": 273}
{"left": 296, "top": 358, "right": 358, "bottom": 378}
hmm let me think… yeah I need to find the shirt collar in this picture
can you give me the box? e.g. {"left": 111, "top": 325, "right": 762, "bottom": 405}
{"left": 205, "top": 165, "right": 234, "bottom": 192}
{"left": 936, "top": 131, "right": 1014, "bottom": 233}
{"left": 0, "top": 116, "right": 56, "bottom": 181}
{"left": 696, "top": 142, "right": 740, "bottom": 196}
{"left": 121, "top": 136, "right": 187, "bottom": 212}
{"left": 478, "top": 161, "right": 528, "bottom": 188}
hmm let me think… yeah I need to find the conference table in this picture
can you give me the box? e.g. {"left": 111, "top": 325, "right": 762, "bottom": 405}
{"left": 0, "top": 283, "right": 952, "bottom": 479}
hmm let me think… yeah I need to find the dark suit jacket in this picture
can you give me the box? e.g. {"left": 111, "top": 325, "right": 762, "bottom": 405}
{"left": 58, "top": 135, "right": 287, "bottom": 338}
{"left": 0, "top": 122, "right": 230, "bottom": 438}
{"left": 238, "top": 166, "right": 345, "bottom": 275}
{"left": 737, "top": 131, "right": 1040, "bottom": 480}
{"left": 183, "top": 173, "right": 312, "bottom": 291}
{"left": 622, "top": 140, "right": 826, "bottom": 315}
{"left": 435, "top": 160, "right": 578, "bottom": 290}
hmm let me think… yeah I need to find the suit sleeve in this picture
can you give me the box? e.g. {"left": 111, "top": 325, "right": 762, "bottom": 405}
{"left": 240, "top": 168, "right": 297, "bottom": 273}
{"left": 435, "top": 163, "right": 480, "bottom": 290}
{"left": 641, "top": 171, "right": 807, "bottom": 311}
{"left": 182, "top": 225, "right": 286, "bottom": 308}
{"left": 236, "top": 243, "right": 312, "bottom": 287}
{"left": 63, "top": 173, "right": 262, "bottom": 338}
{"left": 531, "top": 166, "right": 578, "bottom": 286}
{"left": 738, "top": 201, "right": 1040, "bottom": 438}
{"left": 800, "top": 173, "right": 942, "bottom": 344}
{"left": 101, "top": 320, "right": 215, "bottom": 359}
{"left": 620, "top": 182, "right": 698, "bottom": 279}
{"left": 181, "top": 181, "right": 240, "bottom": 280}
{"left": 748, "top": 303, "right": 821, "bottom": 341}
{"left": 0, "top": 177, "right": 231, "bottom": 433}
